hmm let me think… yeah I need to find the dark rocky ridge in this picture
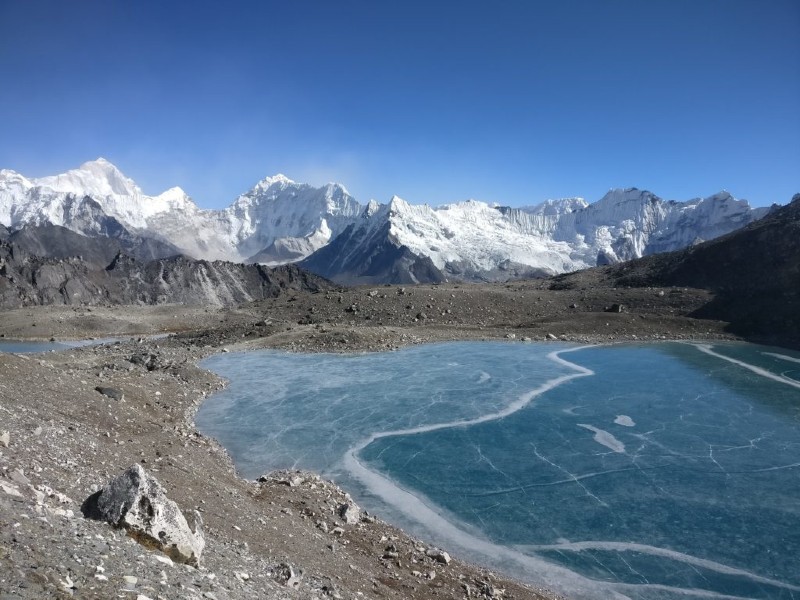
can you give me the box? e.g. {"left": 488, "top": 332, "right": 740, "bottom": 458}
{"left": 300, "top": 220, "right": 446, "bottom": 285}
{"left": 0, "top": 240, "right": 331, "bottom": 308}
{"left": 7, "top": 221, "right": 182, "bottom": 268}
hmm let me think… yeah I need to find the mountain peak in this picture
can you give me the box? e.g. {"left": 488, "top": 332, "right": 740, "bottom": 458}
{"left": 80, "top": 156, "right": 115, "bottom": 168}
{"left": 76, "top": 157, "right": 129, "bottom": 180}
{"left": 256, "top": 173, "right": 295, "bottom": 189}
{"left": 35, "top": 158, "right": 140, "bottom": 198}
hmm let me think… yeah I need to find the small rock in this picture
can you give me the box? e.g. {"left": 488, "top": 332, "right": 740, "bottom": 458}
{"left": 426, "top": 548, "right": 452, "bottom": 564}
{"left": 0, "top": 431, "right": 9, "bottom": 448}
{"left": 505, "top": 333, "right": 515, "bottom": 339}
{"left": 95, "top": 386, "right": 124, "bottom": 401}
{"left": 338, "top": 501, "right": 360, "bottom": 524}
{"left": 0, "top": 481, "right": 24, "bottom": 499}
{"left": 273, "top": 562, "right": 300, "bottom": 588}
{"left": 480, "top": 581, "right": 505, "bottom": 598}
{"left": 10, "top": 469, "right": 30, "bottom": 486}
{"left": 81, "top": 464, "right": 204, "bottom": 566}
{"left": 263, "top": 472, "right": 306, "bottom": 487}
{"left": 59, "top": 575, "right": 76, "bottom": 592}
{"left": 546, "top": 333, "right": 558, "bottom": 340}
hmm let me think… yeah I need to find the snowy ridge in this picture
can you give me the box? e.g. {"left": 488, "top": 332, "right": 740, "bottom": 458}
{"left": 0, "top": 159, "right": 770, "bottom": 282}
{"left": 0, "top": 159, "right": 362, "bottom": 264}
{"left": 386, "top": 197, "right": 580, "bottom": 276}
{"left": 0, "top": 159, "right": 197, "bottom": 232}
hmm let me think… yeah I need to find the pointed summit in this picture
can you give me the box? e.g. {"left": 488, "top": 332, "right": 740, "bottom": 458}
{"left": 253, "top": 173, "right": 296, "bottom": 191}
{"left": 36, "top": 158, "right": 141, "bottom": 198}
{"left": 79, "top": 157, "right": 115, "bottom": 169}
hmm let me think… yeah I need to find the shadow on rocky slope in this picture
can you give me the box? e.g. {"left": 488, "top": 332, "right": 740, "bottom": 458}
{"left": 0, "top": 242, "right": 331, "bottom": 308}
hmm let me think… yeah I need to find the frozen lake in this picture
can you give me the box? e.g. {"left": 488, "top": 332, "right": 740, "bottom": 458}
{"left": 197, "top": 341, "right": 800, "bottom": 600}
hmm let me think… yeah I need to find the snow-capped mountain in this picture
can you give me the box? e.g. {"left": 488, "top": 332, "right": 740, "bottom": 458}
{"left": 0, "top": 159, "right": 361, "bottom": 265}
{"left": 301, "top": 189, "right": 769, "bottom": 283}
{"left": 0, "top": 159, "right": 771, "bottom": 284}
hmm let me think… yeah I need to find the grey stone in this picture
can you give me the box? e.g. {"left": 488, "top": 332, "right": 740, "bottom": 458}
{"left": 95, "top": 386, "right": 124, "bottom": 401}
{"left": 0, "top": 431, "right": 9, "bottom": 448}
{"left": 338, "top": 501, "right": 360, "bottom": 524}
{"left": 426, "top": 547, "right": 451, "bottom": 564}
{"left": 81, "top": 464, "right": 204, "bottom": 566}
{"left": 273, "top": 562, "right": 301, "bottom": 588}
{"left": 10, "top": 469, "right": 30, "bottom": 487}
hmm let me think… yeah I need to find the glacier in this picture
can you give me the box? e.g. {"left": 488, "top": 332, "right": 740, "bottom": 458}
{"left": 0, "top": 159, "right": 771, "bottom": 283}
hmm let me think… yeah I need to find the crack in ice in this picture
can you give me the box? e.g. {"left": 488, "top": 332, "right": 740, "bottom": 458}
{"left": 530, "top": 445, "right": 610, "bottom": 508}
{"left": 693, "top": 344, "right": 800, "bottom": 389}
{"left": 762, "top": 352, "right": 800, "bottom": 365}
{"left": 521, "top": 541, "right": 800, "bottom": 593}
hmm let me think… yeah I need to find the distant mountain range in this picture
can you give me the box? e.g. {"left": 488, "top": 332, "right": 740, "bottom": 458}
{"left": 0, "top": 159, "right": 773, "bottom": 284}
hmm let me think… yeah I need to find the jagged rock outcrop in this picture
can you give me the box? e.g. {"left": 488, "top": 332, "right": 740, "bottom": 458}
{"left": 81, "top": 464, "right": 204, "bottom": 566}
{"left": 0, "top": 239, "right": 331, "bottom": 308}
{"left": 10, "top": 222, "right": 180, "bottom": 267}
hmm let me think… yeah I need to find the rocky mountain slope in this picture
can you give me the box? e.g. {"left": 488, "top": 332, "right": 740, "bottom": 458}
{"left": 1, "top": 159, "right": 770, "bottom": 284}
{"left": 0, "top": 237, "right": 330, "bottom": 309}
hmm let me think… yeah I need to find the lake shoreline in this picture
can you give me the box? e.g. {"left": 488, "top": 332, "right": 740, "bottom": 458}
{"left": 0, "top": 282, "right": 773, "bottom": 599}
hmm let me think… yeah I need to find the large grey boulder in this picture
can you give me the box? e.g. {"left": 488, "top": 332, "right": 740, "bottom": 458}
{"left": 81, "top": 464, "right": 204, "bottom": 566}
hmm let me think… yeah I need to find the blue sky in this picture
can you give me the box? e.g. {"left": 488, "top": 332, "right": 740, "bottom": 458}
{"left": 1, "top": 0, "right": 797, "bottom": 208}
